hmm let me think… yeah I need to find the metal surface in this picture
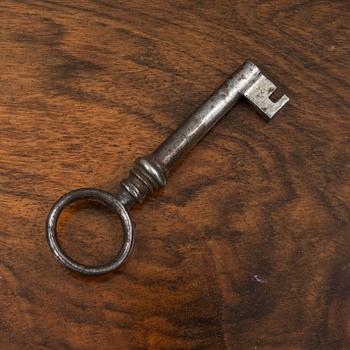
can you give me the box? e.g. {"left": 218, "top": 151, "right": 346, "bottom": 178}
{"left": 46, "top": 60, "right": 289, "bottom": 275}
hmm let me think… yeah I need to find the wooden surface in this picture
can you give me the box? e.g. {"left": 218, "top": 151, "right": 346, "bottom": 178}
{"left": 0, "top": 1, "right": 349, "bottom": 349}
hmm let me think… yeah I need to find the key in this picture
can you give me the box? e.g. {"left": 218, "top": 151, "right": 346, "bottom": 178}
{"left": 47, "top": 60, "right": 289, "bottom": 275}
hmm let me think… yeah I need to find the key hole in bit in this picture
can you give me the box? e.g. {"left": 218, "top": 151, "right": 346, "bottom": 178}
{"left": 269, "top": 88, "right": 285, "bottom": 103}
{"left": 56, "top": 199, "right": 124, "bottom": 267}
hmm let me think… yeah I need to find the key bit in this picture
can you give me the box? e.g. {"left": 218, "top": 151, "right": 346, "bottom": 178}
{"left": 242, "top": 74, "right": 289, "bottom": 119}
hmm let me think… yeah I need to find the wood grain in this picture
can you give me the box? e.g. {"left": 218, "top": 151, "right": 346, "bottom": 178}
{"left": 0, "top": 1, "right": 349, "bottom": 349}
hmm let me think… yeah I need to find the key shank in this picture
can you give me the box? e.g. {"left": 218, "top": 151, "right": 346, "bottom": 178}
{"left": 117, "top": 60, "right": 289, "bottom": 207}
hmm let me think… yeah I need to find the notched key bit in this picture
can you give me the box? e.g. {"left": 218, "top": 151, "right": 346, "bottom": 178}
{"left": 242, "top": 74, "right": 289, "bottom": 119}
{"left": 46, "top": 60, "right": 289, "bottom": 275}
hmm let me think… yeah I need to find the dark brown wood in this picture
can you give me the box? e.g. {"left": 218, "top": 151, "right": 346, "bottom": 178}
{"left": 0, "top": 1, "right": 349, "bottom": 349}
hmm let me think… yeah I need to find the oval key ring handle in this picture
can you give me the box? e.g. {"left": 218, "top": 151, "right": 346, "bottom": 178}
{"left": 46, "top": 188, "right": 134, "bottom": 275}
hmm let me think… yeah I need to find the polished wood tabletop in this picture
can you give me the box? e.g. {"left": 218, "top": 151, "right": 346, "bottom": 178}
{"left": 0, "top": 1, "right": 349, "bottom": 349}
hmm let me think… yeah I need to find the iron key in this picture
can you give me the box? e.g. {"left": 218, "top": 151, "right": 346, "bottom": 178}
{"left": 47, "top": 60, "right": 289, "bottom": 275}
